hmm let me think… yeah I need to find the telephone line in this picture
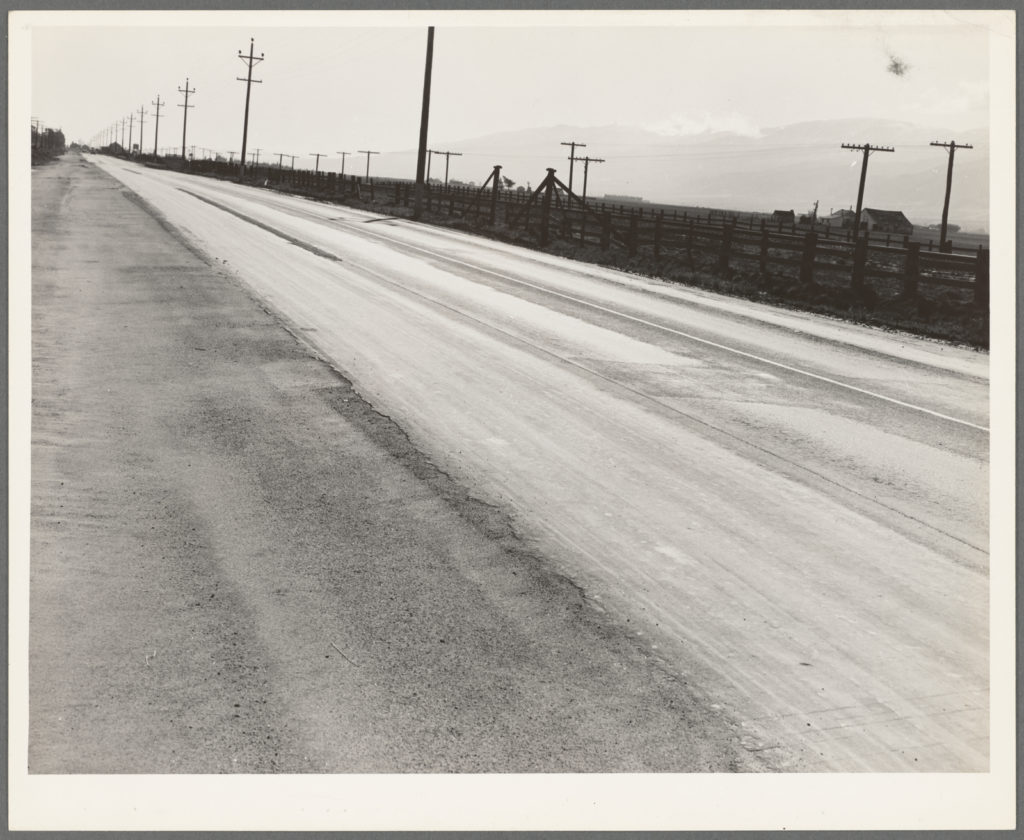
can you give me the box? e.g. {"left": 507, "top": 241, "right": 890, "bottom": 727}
{"left": 236, "top": 38, "right": 264, "bottom": 176}
{"left": 930, "top": 140, "right": 973, "bottom": 252}
{"left": 151, "top": 95, "right": 164, "bottom": 156}
{"left": 358, "top": 150, "right": 379, "bottom": 180}
{"left": 561, "top": 140, "right": 586, "bottom": 196}
{"left": 841, "top": 142, "right": 894, "bottom": 239}
{"left": 178, "top": 78, "right": 195, "bottom": 161}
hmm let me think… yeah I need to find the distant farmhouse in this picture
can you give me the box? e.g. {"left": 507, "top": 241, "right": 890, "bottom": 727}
{"left": 822, "top": 208, "right": 857, "bottom": 228}
{"left": 771, "top": 209, "right": 796, "bottom": 224}
{"left": 862, "top": 208, "right": 914, "bottom": 234}
{"left": 602, "top": 194, "right": 645, "bottom": 203}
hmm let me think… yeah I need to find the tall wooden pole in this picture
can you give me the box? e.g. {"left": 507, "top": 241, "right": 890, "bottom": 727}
{"left": 413, "top": 26, "right": 435, "bottom": 219}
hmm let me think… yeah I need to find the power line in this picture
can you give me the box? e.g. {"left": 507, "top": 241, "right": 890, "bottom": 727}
{"left": 137, "top": 106, "right": 147, "bottom": 156}
{"left": 237, "top": 37, "right": 264, "bottom": 177}
{"left": 151, "top": 95, "right": 164, "bottom": 156}
{"left": 336, "top": 151, "right": 351, "bottom": 177}
{"left": 357, "top": 150, "right": 379, "bottom": 180}
{"left": 570, "top": 154, "right": 605, "bottom": 205}
{"left": 561, "top": 140, "right": 586, "bottom": 195}
{"left": 413, "top": 26, "right": 435, "bottom": 220}
{"left": 840, "top": 143, "right": 894, "bottom": 239}
{"left": 178, "top": 78, "right": 195, "bottom": 161}
{"left": 432, "top": 149, "right": 462, "bottom": 188}
{"left": 930, "top": 140, "right": 973, "bottom": 252}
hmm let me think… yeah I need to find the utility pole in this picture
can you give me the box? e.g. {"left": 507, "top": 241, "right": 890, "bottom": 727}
{"left": 413, "top": 25, "right": 435, "bottom": 219}
{"left": 358, "top": 150, "right": 379, "bottom": 180}
{"left": 930, "top": 140, "right": 973, "bottom": 252}
{"left": 284, "top": 154, "right": 298, "bottom": 169}
{"left": 127, "top": 112, "right": 135, "bottom": 154}
{"left": 178, "top": 78, "right": 195, "bottom": 161}
{"left": 236, "top": 37, "right": 264, "bottom": 177}
{"left": 433, "top": 150, "right": 462, "bottom": 188}
{"left": 151, "top": 95, "right": 164, "bottom": 155}
{"left": 426, "top": 149, "right": 435, "bottom": 183}
{"left": 275, "top": 152, "right": 286, "bottom": 168}
{"left": 310, "top": 152, "right": 325, "bottom": 173}
{"left": 336, "top": 151, "right": 350, "bottom": 178}
{"left": 119, "top": 118, "right": 125, "bottom": 149}
{"left": 571, "top": 154, "right": 605, "bottom": 205}
{"left": 561, "top": 140, "right": 586, "bottom": 196}
{"left": 137, "top": 106, "right": 147, "bottom": 156}
{"left": 841, "top": 143, "right": 894, "bottom": 239}
{"left": 249, "top": 148, "right": 263, "bottom": 166}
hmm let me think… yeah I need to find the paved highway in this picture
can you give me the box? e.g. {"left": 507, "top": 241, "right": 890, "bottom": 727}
{"left": 89, "top": 155, "right": 989, "bottom": 771}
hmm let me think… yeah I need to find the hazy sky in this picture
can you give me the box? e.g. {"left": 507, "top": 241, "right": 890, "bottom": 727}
{"left": 28, "top": 11, "right": 994, "bottom": 176}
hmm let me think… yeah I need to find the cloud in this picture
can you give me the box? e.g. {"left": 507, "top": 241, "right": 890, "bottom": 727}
{"left": 645, "top": 111, "right": 762, "bottom": 138}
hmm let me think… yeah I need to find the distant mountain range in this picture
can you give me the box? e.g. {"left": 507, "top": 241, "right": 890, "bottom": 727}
{"left": 384, "top": 118, "right": 989, "bottom": 232}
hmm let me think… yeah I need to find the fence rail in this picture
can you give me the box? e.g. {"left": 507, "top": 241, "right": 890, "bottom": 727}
{"left": 179, "top": 157, "right": 988, "bottom": 312}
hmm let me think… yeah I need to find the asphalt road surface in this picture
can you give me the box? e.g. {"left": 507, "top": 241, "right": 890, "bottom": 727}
{"left": 31, "top": 153, "right": 989, "bottom": 772}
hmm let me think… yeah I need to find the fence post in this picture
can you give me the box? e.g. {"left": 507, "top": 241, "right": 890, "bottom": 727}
{"left": 974, "top": 246, "right": 989, "bottom": 310}
{"left": 654, "top": 211, "right": 663, "bottom": 259}
{"left": 902, "top": 242, "right": 920, "bottom": 300}
{"left": 600, "top": 212, "right": 611, "bottom": 250}
{"left": 799, "top": 230, "right": 818, "bottom": 287}
{"left": 851, "top": 237, "right": 868, "bottom": 292}
{"left": 718, "top": 222, "right": 734, "bottom": 274}
{"left": 539, "top": 168, "right": 555, "bottom": 245}
{"left": 490, "top": 165, "right": 502, "bottom": 225}
{"left": 759, "top": 220, "right": 769, "bottom": 274}
{"left": 628, "top": 215, "right": 639, "bottom": 256}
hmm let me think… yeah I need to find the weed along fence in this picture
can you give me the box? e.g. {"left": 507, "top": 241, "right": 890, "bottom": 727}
{"left": 184, "top": 158, "right": 989, "bottom": 319}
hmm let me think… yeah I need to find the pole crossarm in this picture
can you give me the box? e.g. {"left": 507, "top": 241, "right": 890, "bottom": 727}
{"left": 841, "top": 142, "right": 895, "bottom": 155}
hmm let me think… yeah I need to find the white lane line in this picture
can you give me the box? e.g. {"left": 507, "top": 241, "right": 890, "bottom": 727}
{"left": 152, "top": 173, "right": 988, "bottom": 434}
{"left": 333, "top": 221, "right": 989, "bottom": 433}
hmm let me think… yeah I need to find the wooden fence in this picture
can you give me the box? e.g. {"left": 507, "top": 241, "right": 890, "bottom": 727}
{"left": 184, "top": 159, "right": 988, "bottom": 311}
